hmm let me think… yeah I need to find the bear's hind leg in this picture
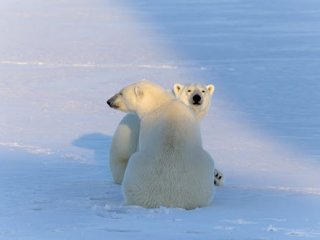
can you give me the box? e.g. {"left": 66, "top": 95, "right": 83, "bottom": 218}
{"left": 214, "top": 169, "right": 224, "bottom": 186}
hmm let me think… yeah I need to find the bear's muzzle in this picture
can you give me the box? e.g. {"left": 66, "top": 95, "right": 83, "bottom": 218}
{"left": 107, "top": 94, "right": 119, "bottom": 109}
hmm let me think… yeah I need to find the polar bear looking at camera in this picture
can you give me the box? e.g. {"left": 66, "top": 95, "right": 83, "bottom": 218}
{"left": 109, "top": 82, "right": 223, "bottom": 186}
{"left": 173, "top": 83, "right": 214, "bottom": 120}
{"left": 107, "top": 81, "right": 214, "bottom": 209}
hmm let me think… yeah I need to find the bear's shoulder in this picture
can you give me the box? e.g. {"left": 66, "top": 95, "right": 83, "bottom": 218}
{"left": 163, "top": 99, "right": 196, "bottom": 118}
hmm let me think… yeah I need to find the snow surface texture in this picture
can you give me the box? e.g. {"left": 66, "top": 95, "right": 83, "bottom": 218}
{"left": 1, "top": 0, "right": 320, "bottom": 239}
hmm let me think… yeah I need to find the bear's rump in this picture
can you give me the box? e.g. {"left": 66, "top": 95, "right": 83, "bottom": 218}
{"left": 124, "top": 150, "right": 212, "bottom": 208}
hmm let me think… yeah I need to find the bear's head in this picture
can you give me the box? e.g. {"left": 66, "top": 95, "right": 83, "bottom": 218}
{"left": 173, "top": 83, "right": 215, "bottom": 120}
{"left": 107, "top": 80, "right": 173, "bottom": 117}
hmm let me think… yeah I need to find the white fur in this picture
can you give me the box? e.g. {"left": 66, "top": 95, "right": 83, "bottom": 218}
{"left": 109, "top": 113, "right": 140, "bottom": 184}
{"left": 109, "top": 83, "right": 218, "bottom": 185}
{"left": 173, "top": 83, "right": 214, "bottom": 120}
{"left": 107, "top": 81, "right": 214, "bottom": 209}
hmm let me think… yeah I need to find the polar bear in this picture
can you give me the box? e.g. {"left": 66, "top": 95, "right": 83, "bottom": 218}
{"left": 109, "top": 83, "right": 223, "bottom": 186}
{"left": 173, "top": 83, "right": 214, "bottom": 120}
{"left": 174, "top": 83, "right": 224, "bottom": 186}
{"left": 107, "top": 81, "right": 214, "bottom": 209}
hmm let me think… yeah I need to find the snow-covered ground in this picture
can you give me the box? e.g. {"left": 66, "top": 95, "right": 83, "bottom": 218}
{"left": 1, "top": 0, "right": 320, "bottom": 239}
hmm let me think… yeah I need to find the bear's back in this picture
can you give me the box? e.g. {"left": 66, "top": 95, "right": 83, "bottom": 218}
{"left": 139, "top": 99, "right": 201, "bottom": 153}
{"left": 123, "top": 100, "right": 214, "bottom": 209}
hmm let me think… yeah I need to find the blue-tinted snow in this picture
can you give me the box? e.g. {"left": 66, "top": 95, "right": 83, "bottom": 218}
{"left": 1, "top": 0, "right": 320, "bottom": 239}
{"left": 126, "top": 0, "right": 320, "bottom": 159}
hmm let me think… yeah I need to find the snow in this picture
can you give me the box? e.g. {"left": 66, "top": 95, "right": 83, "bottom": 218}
{"left": 1, "top": 0, "right": 320, "bottom": 239}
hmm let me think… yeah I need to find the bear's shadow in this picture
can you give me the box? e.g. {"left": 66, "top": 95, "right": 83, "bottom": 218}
{"left": 72, "top": 133, "right": 112, "bottom": 165}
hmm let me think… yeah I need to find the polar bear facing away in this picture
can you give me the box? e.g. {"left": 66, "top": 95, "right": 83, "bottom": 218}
{"left": 109, "top": 83, "right": 223, "bottom": 185}
{"left": 107, "top": 81, "right": 214, "bottom": 209}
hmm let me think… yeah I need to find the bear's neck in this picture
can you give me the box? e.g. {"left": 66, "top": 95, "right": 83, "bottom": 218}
{"left": 136, "top": 92, "right": 174, "bottom": 119}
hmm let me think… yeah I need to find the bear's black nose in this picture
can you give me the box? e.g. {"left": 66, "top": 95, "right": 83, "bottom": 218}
{"left": 192, "top": 94, "right": 201, "bottom": 104}
{"left": 107, "top": 97, "right": 114, "bottom": 108}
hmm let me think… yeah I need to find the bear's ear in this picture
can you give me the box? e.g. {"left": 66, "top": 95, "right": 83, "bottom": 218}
{"left": 134, "top": 86, "right": 144, "bottom": 98}
{"left": 173, "top": 83, "right": 183, "bottom": 96}
{"left": 207, "top": 84, "right": 215, "bottom": 95}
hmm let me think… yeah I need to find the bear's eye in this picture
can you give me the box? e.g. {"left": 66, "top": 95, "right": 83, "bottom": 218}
{"left": 119, "top": 92, "right": 123, "bottom": 96}
{"left": 187, "top": 89, "right": 192, "bottom": 93}
{"left": 202, "top": 90, "right": 206, "bottom": 93}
